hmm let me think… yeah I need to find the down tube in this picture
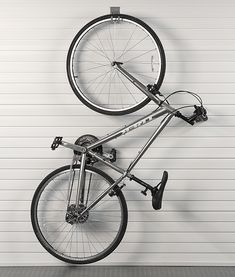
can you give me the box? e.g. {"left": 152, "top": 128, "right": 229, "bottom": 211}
{"left": 127, "top": 113, "right": 174, "bottom": 172}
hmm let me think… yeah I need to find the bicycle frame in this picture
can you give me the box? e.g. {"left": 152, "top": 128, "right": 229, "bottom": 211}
{"left": 59, "top": 64, "right": 178, "bottom": 215}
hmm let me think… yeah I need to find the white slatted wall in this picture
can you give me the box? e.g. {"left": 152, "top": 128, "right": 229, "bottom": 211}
{"left": 1, "top": 0, "right": 235, "bottom": 266}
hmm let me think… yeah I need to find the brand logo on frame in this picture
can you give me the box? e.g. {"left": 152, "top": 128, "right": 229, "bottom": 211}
{"left": 121, "top": 115, "right": 153, "bottom": 135}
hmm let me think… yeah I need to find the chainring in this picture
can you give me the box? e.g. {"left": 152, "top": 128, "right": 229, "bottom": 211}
{"left": 74, "top": 134, "right": 103, "bottom": 164}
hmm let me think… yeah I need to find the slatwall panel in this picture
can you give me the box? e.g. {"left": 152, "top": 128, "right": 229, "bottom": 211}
{"left": 1, "top": 0, "right": 235, "bottom": 266}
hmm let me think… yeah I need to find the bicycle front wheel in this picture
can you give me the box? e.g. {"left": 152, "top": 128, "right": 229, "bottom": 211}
{"left": 67, "top": 14, "right": 166, "bottom": 115}
{"left": 31, "top": 165, "right": 128, "bottom": 264}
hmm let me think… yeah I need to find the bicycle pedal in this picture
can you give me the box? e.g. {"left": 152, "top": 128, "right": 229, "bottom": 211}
{"left": 51, "top": 136, "right": 63, "bottom": 150}
{"left": 152, "top": 171, "right": 168, "bottom": 210}
{"left": 141, "top": 188, "right": 148, "bottom": 196}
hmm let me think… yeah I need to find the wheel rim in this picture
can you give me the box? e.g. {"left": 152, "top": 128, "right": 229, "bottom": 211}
{"left": 68, "top": 15, "right": 163, "bottom": 113}
{"left": 33, "top": 168, "right": 125, "bottom": 263}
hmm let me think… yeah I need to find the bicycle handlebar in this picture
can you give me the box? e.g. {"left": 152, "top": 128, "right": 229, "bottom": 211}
{"left": 147, "top": 84, "right": 208, "bottom": 126}
{"left": 175, "top": 105, "right": 208, "bottom": 126}
{"left": 115, "top": 64, "right": 207, "bottom": 125}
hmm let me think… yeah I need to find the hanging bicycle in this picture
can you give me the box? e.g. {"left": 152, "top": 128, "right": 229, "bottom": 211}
{"left": 31, "top": 8, "right": 208, "bottom": 264}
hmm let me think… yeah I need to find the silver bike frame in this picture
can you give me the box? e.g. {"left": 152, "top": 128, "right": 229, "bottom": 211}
{"left": 60, "top": 64, "right": 177, "bottom": 214}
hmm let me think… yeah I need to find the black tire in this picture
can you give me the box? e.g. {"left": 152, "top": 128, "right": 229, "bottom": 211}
{"left": 67, "top": 14, "right": 166, "bottom": 115}
{"left": 31, "top": 165, "right": 128, "bottom": 264}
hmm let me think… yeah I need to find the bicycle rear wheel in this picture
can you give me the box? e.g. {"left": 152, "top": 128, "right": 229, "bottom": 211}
{"left": 31, "top": 165, "right": 128, "bottom": 264}
{"left": 67, "top": 14, "right": 166, "bottom": 115}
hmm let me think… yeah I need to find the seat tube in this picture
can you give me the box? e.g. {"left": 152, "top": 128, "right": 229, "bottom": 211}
{"left": 76, "top": 153, "right": 86, "bottom": 207}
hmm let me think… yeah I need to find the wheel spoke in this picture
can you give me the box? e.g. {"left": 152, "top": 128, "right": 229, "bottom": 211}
{"left": 33, "top": 166, "right": 126, "bottom": 263}
{"left": 85, "top": 40, "right": 111, "bottom": 62}
{"left": 82, "top": 68, "right": 113, "bottom": 91}
{"left": 94, "top": 69, "right": 114, "bottom": 101}
{"left": 123, "top": 48, "right": 156, "bottom": 63}
{"left": 77, "top": 63, "right": 110, "bottom": 74}
{"left": 68, "top": 16, "right": 164, "bottom": 114}
{"left": 108, "top": 23, "right": 116, "bottom": 60}
{"left": 117, "top": 71, "right": 140, "bottom": 104}
{"left": 95, "top": 31, "right": 112, "bottom": 62}
{"left": 116, "top": 25, "right": 137, "bottom": 60}
{"left": 119, "top": 34, "right": 149, "bottom": 60}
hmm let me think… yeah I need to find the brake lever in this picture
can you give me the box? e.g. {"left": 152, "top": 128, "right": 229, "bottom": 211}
{"left": 193, "top": 105, "right": 208, "bottom": 122}
{"left": 175, "top": 105, "right": 208, "bottom": 125}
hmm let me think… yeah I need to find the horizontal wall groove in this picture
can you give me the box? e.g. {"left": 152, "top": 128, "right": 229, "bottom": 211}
{"left": 1, "top": 189, "right": 235, "bottom": 192}
{"left": 1, "top": 210, "right": 235, "bottom": 213}
{"left": 1, "top": 220, "right": 235, "bottom": 223}
{"left": 0, "top": 135, "right": 235, "bottom": 138}
{"left": 1, "top": 81, "right": 235, "bottom": 84}
{"left": 4, "top": 39, "right": 235, "bottom": 41}
{"left": 4, "top": 71, "right": 235, "bottom": 74}
{"left": 1, "top": 168, "right": 235, "bottom": 171}
{"left": 1, "top": 251, "right": 235, "bottom": 254}
{"left": 2, "top": 230, "right": 235, "bottom": 234}
{"left": 1, "top": 148, "right": 235, "bottom": 150}
{"left": 3, "top": 241, "right": 235, "bottom": 244}
{"left": 1, "top": 49, "right": 235, "bottom": 52}
{"left": 1, "top": 178, "right": 235, "bottom": 181}
{"left": 1, "top": 220, "right": 235, "bottom": 222}
{"left": 0, "top": 167, "right": 234, "bottom": 170}
{"left": 2, "top": 16, "right": 235, "bottom": 19}
{"left": 3, "top": 16, "right": 235, "bottom": 18}
{"left": 2, "top": 28, "right": 235, "bottom": 30}
{"left": 0, "top": 125, "right": 233, "bottom": 128}
{"left": 0, "top": 199, "right": 235, "bottom": 202}
{"left": 1, "top": 156, "right": 235, "bottom": 157}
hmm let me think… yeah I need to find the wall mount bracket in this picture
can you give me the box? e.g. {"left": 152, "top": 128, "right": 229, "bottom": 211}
{"left": 110, "top": 7, "right": 120, "bottom": 15}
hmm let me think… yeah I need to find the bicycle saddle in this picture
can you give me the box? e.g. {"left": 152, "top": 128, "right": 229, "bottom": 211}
{"left": 152, "top": 171, "right": 168, "bottom": 210}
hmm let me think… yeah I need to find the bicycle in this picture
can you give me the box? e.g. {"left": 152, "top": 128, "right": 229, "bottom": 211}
{"left": 31, "top": 8, "right": 208, "bottom": 264}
